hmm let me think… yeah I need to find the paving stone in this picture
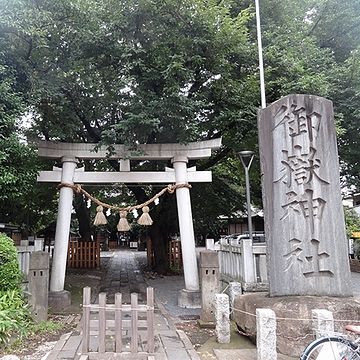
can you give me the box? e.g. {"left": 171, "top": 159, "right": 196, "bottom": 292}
{"left": 62, "top": 335, "right": 82, "bottom": 352}
{"left": 158, "top": 332, "right": 185, "bottom": 350}
{"left": 164, "top": 348, "right": 191, "bottom": 360}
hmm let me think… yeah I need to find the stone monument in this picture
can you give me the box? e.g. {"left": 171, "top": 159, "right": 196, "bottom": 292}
{"left": 258, "top": 94, "right": 352, "bottom": 297}
{"left": 233, "top": 95, "right": 358, "bottom": 358}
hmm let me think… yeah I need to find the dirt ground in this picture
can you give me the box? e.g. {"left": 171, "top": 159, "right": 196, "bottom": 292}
{"left": 0, "top": 314, "right": 78, "bottom": 359}
{"left": 175, "top": 320, "right": 216, "bottom": 349}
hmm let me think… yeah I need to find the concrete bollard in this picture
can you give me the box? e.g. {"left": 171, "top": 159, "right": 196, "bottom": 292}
{"left": 215, "top": 294, "right": 230, "bottom": 343}
{"left": 312, "top": 309, "right": 334, "bottom": 338}
{"left": 256, "top": 308, "right": 277, "bottom": 360}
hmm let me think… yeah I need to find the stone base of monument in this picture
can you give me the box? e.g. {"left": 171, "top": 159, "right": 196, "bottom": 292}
{"left": 178, "top": 289, "right": 201, "bottom": 308}
{"left": 233, "top": 293, "right": 360, "bottom": 358}
{"left": 48, "top": 290, "right": 71, "bottom": 312}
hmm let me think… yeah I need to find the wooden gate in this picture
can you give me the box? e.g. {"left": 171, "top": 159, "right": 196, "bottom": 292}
{"left": 67, "top": 239, "right": 100, "bottom": 268}
{"left": 81, "top": 287, "right": 155, "bottom": 357}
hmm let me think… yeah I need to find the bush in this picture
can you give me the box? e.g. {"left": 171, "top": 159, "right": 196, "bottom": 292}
{"left": 0, "top": 289, "right": 31, "bottom": 345}
{"left": 0, "top": 233, "right": 22, "bottom": 290}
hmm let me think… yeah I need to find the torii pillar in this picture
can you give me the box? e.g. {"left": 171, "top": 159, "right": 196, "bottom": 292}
{"left": 172, "top": 156, "right": 200, "bottom": 308}
{"left": 48, "top": 157, "right": 78, "bottom": 310}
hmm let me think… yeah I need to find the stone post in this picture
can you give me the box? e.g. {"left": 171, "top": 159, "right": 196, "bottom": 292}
{"left": 312, "top": 309, "right": 334, "bottom": 338}
{"left": 199, "top": 250, "right": 220, "bottom": 325}
{"left": 241, "top": 238, "right": 255, "bottom": 283}
{"left": 28, "top": 251, "right": 49, "bottom": 322}
{"left": 172, "top": 156, "right": 200, "bottom": 308}
{"left": 215, "top": 294, "right": 230, "bottom": 343}
{"left": 228, "top": 282, "right": 242, "bottom": 319}
{"left": 256, "top": 308, "right": 277, "bottom": 360}
{"left": 49, "top": 157, "right": 78, "bottom": 310}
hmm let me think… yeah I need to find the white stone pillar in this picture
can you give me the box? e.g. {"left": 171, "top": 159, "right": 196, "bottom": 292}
{"left": 215, "top": 293, "right": 230, "bottom": 343}
{"left": 50, "top": 157, "right": 78, "bottom": 292}
{"left": 312, "top": 309, "right": 334, "bottom": 338}
{"left": 172, "top": 156, "right": 199, "bottom": 291}
{"left": 256, "top": 308, "right": 277, "bottom": 360}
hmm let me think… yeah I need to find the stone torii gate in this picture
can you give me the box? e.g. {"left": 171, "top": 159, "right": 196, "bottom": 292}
{"left": 37, "top": 139, "right": 221, "bottom": 309}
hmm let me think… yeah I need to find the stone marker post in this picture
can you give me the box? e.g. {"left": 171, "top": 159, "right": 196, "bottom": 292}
{"left": 258, "top": 94, "right": 352, "bottom": 296}
{"left": 256, "top": 308, "right": 277, "bottom": 360}
{"left": 228, "top": 282, "right": 242, "bottom": 318}
{"left": 199, "top": 250, "right": 220, "bottom": 325}
{"left": 312, "top": 309, "right": 334, "bottom": 338}
{"left": 28, "top": 251, "right": 50, "bottom": 322}
{"left": 215, "top": 294, "right": 230, "bottom": 343}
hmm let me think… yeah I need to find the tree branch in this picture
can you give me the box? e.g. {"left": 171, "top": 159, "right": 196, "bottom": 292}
{"left": 63, "top": 89, "right": 102, "bottom": 142}
{"left": 197, "top": 146, "right": 231, "bottom": 171}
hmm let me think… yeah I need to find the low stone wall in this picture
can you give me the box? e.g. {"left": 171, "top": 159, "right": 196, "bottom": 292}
{"left": 233, "top": 293, "right": 360, "bottom": 357}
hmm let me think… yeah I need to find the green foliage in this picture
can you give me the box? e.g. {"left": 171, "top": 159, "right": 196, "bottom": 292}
{"left": 344, "top": 207, "right": 360, "bottom": 238}
{"left": 29, "top": 319, "right": 63, "bottom": 334}
{"left": 0, "top": 289, "right": 31, "bottom": 346}
{"left": 0, "top": 233, "right": 22, "bottom": 290}
{"left": 259, "top": 0, "right": 360, "bottom": 189}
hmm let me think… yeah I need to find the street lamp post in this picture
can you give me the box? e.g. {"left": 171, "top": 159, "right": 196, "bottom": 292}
{"left": 238, "top": 151, "right": 255, "bottom": 243}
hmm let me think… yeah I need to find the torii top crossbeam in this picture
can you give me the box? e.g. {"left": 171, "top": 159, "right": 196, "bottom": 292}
{"left": 37, "top": 139, "right": 222, "bottom": 184}
{"left": 37, "top": 138, "right": 221, "bottom": 160}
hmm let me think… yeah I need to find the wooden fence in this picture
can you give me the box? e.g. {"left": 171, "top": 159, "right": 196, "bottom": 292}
{"left": 168, "top": 240, "right": 182, "bottom": 269}
{"left": 67, "top": 239, "right": 100, "bottom": 268}
{"left": 147, "top": 239, "right": 183, "bottom": 270}
{"left": 81, "top": 287, "right": 155, "bottom": 356}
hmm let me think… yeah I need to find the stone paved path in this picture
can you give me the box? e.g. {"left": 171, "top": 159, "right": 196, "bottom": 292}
{"left": 44, "top": 249, "right": 200, "bottom": 360}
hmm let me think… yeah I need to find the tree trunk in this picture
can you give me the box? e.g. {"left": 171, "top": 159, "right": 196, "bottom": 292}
{"left": 149, "top": 223, "right": 168, "bottom": 274}
{"left": 73, "top": 193, "right": 92, "bottom": 242}
{"left": 148, "top": 194, "right": 178, "bottom": 273}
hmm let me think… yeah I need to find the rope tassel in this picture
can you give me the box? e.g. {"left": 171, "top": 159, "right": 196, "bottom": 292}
{"left": 117, "top": 211, "right": 130, "bottom": 232}
{"left": 137, "top": 206, "right": 153, "bottom": 226}
{"left": 94, "top": 205, "right": 107, "bottom": 226}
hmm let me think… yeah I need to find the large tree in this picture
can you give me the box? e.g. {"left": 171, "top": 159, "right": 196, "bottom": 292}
{"left": 1, "top": 0, "right": 359, "bottom": 271}
{"left": 1, "top": 0, "right": 257, "bottom": 271}
{"left": 259, "top": 0, "right": 360, "bottom": 187}
{"left": 0, "top": 50, "right": 58, "bottom": 233}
